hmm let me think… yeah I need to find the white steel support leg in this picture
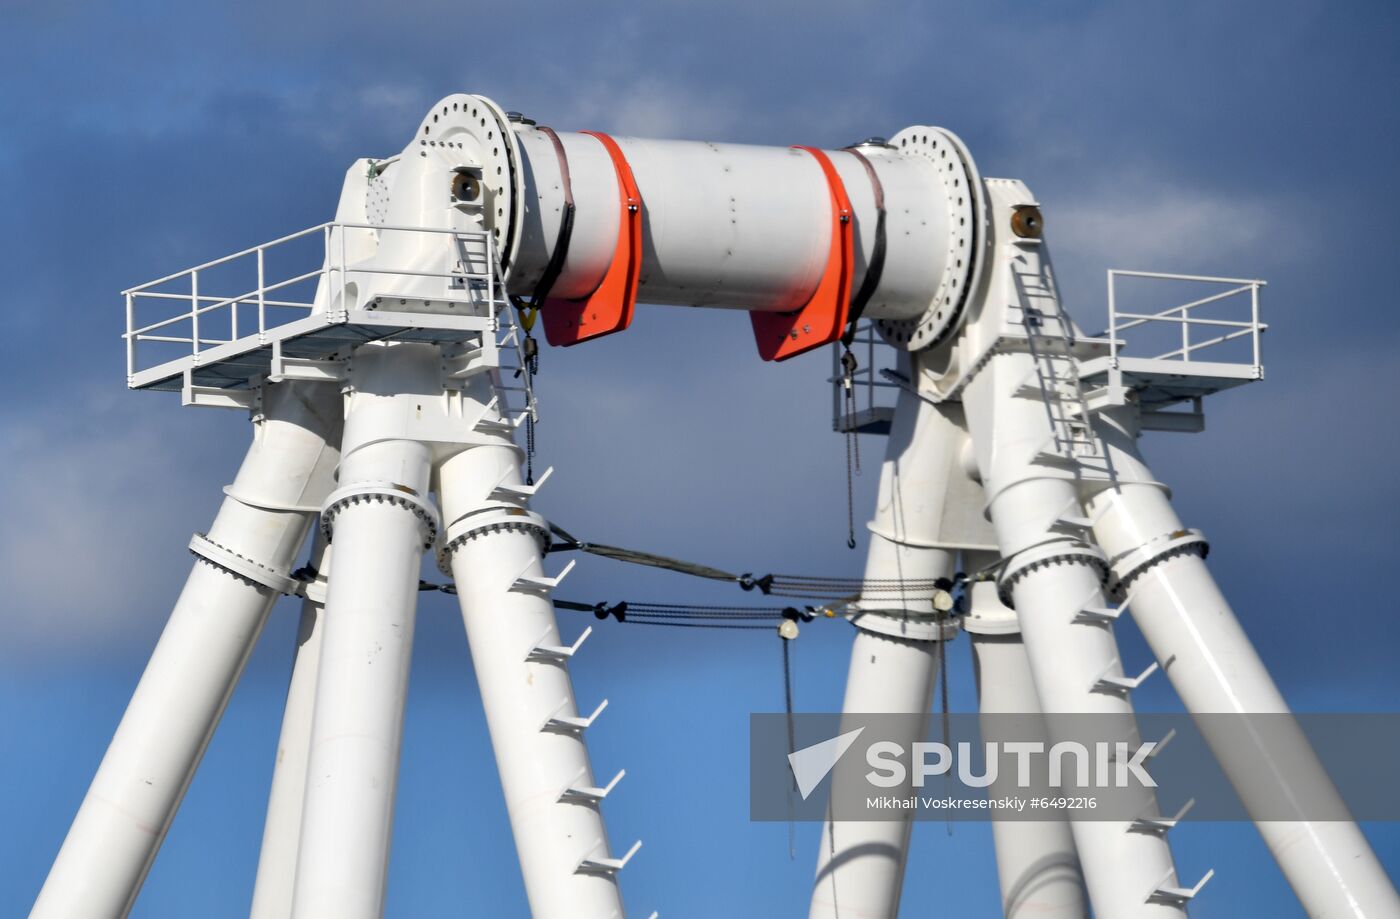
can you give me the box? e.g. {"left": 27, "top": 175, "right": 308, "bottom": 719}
{"left": 439, "top": 434, "right": 629, "bottom": 918}
{"left": 811, "top": 629, "right": 943, "bottom": 919}
{"left": 249, "top": 534, "right": 331, "bottom": 919}
{"left": 962, "top": 352, "right": 1186, "bottom": 919}
{"left": 965, "top": 556, "right": 1088, "bottom": 919}
{"left": 291, "top": 344, "right": 439, "bottom": 919}
{"left": 31, "top": 382, "right": 341, "bottom": 919}
{"left": 811, "top": 380, "right": 961, "bottom": 919}
{"left": 1086, "top": 407, "right": 1400, "bottom": 917}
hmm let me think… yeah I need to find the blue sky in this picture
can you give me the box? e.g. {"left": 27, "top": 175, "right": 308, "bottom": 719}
{"left": 3, "top": 2, "right": 1399, "bottom": 916}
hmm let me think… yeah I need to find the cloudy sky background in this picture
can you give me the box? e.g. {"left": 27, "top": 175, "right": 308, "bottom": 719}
{"left": 3, "top": 2, "right": 1398, "bottom": 916}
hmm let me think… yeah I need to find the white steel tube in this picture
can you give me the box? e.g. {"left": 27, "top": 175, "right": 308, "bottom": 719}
{"left": 811, "top": 378, "right": 958, "bottom": 919}
{"left": 31, "top": 381, "right": 341, "bottom": 919}
{"left": 512, "top": 129, "right": 953, "bottom": 318}
{"left": 810, "top": 629, "right": 942, "bottom": 919}
{"left": 1086, "top": 407, "right": 1400, "bottom": 917}
{"left": 257, "top": 247, "right": 266, "bottom": 339}
{"left": 961, "top": 352, "right": 1186, "bottom": 919}
{"left": 439, "top": 434, "right": 628, "bottom": 918}
{"left": 191, "top": 270, "right": 200, "bottom": 355}
{"left": 965, "top": 561, "right": 1088, "bottom": 919}
{"left": 249, "top": 535, "right": 331, "bottom": 919}
{"left": 290, "top": 344, "right": 436, "bottom": 919}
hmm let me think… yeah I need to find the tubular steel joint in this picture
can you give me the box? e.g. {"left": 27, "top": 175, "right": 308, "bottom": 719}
{"left": 188, "top": 532, "right": 300, "bottom": 596}
{"left": 1105, "top": 529, "right": 1210, "bottom": 600}
{"left": 997, "top": 541, "right": 1109, "bottom": 607}
{"left": 319, "top": 483, "right": 441, "bottom": 549}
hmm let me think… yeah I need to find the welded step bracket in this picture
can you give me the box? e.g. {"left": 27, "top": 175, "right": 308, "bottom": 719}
{"left": 576, "top": 839, "right": 643, "bottom": 877}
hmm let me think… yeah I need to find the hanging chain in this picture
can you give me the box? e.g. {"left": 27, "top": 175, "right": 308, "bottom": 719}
{"left": 523, "top": 335, "right": 538, "bottom": 486}
{"left": 514, "top": 303, "right": 541, "bottom": 486}
{"left": 841, "top": 347, "right": 861, "bottom": 550}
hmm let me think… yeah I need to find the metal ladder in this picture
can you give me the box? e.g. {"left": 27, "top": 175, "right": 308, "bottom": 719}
{"left": 1013, "top": 262, "right": 1101, "bottom": 461}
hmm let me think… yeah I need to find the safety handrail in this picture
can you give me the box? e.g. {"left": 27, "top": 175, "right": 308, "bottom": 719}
{"left": 1105, "top": 269, "right": 1266, "bottom": 370}
{"left": 123, "top": 222, "right": 505, "bottom": 383}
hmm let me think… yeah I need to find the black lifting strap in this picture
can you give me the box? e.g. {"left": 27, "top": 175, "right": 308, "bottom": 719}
{"left": 512, "top": 125, "right": 576, "bottom": 486}
{"left": 527, "top": 125, "right": 577, "bottom": 309}
{"left": 840, "top": 147, "right": 888, "bottom": 347}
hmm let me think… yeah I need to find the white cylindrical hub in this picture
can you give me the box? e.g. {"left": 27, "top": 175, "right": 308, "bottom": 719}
{"left": 514, "top": 130, "right": 947, "bottom": 317}
{"left": 370, "top": 95, "right": 982, "bottom": 350}
{"left": 439, "top": 437, "right": 629, "bottom": 918}
{"left": 291, "top": 345, "right": 438, "bottom": 919}
{"left": 506, "top": 121, "right": 977, "bottom": 350}
{"left": 1086, "top": 408, "right": 1400, "bottom": 918}
{"left": 32, "top": 382, "right": 341, "bottom": 919}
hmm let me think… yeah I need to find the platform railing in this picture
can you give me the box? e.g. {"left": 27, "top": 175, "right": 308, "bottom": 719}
{"left": 1105, "top": 269, "right": 1266, "bottom": 374}
{"left": 829, "top": 321, "right": 900, "bottom": 434}
{"left": 123, "top": 222, "right": 502, "bottom": 383}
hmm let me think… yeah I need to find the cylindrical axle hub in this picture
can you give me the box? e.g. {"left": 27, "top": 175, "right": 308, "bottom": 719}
{"left": 398, "top": 94, "right": 985, "bottom": 353}
{"left": 511, "top": 130, "right": 976, "bottom": 334}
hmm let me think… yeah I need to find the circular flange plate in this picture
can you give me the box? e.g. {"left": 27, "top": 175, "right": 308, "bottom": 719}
{"left": 412, "top": 94, "right": 526, "bottom": 282}
{"left": 875, "top": 126, "right": 987, "bottom": 351}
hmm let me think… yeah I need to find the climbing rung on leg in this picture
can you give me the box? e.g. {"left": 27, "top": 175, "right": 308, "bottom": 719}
{"left": 1148, "top": 868, "right": 1215, "bottom": 906}
{"left": 1073, "top": 605, "right": 1122, "bottom": 625}
{"left": 576, "top": 839, "right": 643, "bottom": 877}
{"left": 1091, "top": 660, "right": 1159, "bottom": 695}
{"left": 540, "top": 697, "right": 608, "bottom": 735}
{"left": 511, "top": 558, "right": 575, "bottom": 596}
{"left": 558, "top": 767, "right": 626, "bottom": 806}
{"left": 491, "top": 466, "right": 554, "bottom": 502}
{"left": 525, "top": 625, "right": 592, "bottom": 663}
{"left": 1131, "top": 798, "right": 1195, "bottom": 836}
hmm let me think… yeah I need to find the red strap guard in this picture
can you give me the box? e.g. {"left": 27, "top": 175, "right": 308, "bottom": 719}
{"left": 542, "top": 131, "right": 643, "bottom": 347}
{"left": 749, "top": 146, "right": 855, "bottom": 361}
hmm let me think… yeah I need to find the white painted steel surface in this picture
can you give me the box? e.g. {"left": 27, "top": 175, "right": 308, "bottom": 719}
{"left": 1086, "top": 407, "right": 1400, "bottom": 918}
{"left": 31, "top": 382, "right": 341, "bottom": 919}
{"left": 811, "top": 376, "right": 958, "bottom": 918}
{"left": 810, "top": 629, "right": 943, "bottom": 919}
{"left": 290, "top": 345, "right": 437, "bottom": 919}
{"left": 60, "top": 89, "right": 1397, "bottom": 919}
{"left": 250, "top": 535, "right": 330, "bottom": 919}
{"left": 966, "top": 568, "right": 1088, "bottom": 919}
{"left": 512, "top": 129, "right": 960, "bottom": 321}
{"left": 440, "top": 433, "right": 629, "bottom": 918}
{"left": 956, "top": 199, "right": 1187, "bottom": 914}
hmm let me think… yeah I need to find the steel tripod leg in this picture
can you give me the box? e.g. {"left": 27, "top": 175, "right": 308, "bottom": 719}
{"left": 30, "top": 381, "right": 341, "bottom": 919}
{"left": 965, "top": 554, "right": 1087, "bottom": 919}
{"left": 439, "top": 433, "right": 630, "bottom": 918}
{"left": 290, "top": 344, "right": 437, "bottom": 919}
{"left": 811, "top": 378, "right": 958, "bottom": 919}
{"left": 810, "top": 629, "right": 942, "bottom": 919}
{"left": 1086, "top": 406, "right": 1400, "bottom": 917}
{"left": 963, "top": 354, "right": 1186, "bottom": 918}
{"left": 249, "top": 533, "right": 331, "bottom": 919}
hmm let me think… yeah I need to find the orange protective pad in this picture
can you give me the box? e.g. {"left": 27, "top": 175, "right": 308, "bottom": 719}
{"left": 749, "top": 146, "right": 855, "bottom": 361}
{"left": 542, "top": 131, "right": 643, "bottom": 346}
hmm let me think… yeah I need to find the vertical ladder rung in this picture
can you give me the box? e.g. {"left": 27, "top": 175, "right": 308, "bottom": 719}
{"left": 525, "top": 624, "right": 592, "bottom": 663}
{"left": 558, "top": 767, "right": 626, "bottom": 806}
{"left": 1091, "top": 660, "right": 1159, "bottom": 695}
{"left": 1148, "top": 868, "right": 1215, "bottom": 906}
{"left": 576, "top": 839, "right": 642, "bottom": 877}
{"left": 541, "top": 697, "right": 608, "bottom": 734}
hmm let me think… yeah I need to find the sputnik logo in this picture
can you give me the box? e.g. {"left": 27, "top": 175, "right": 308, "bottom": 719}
{"left": 787, "top": 727, "right": 865, "bottom": 799}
